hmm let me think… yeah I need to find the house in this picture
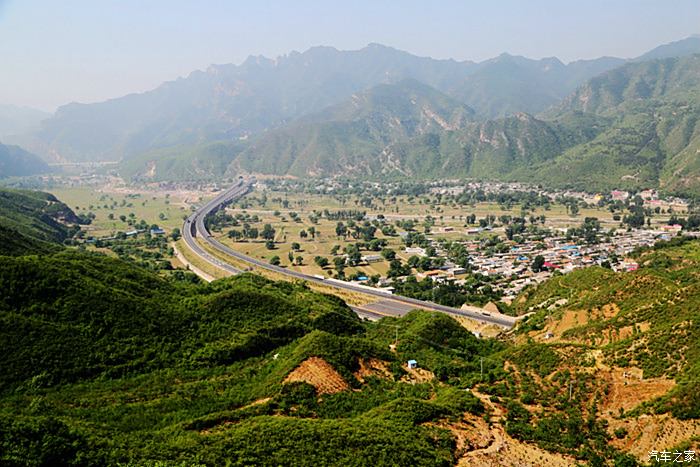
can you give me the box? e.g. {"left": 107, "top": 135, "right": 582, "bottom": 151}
{"left": 362, "top": 254, "right": 382, "bottom": 263}
{"left": 611, "top": 190, "right": 629, "bottom": 201}
{"left": 407, "top": 359, "right": 418, "bottom": 369}
{"left": 150, "top": 228, "right": 165, "bottom": 235}
{"left": 405, "top": 247, "right": 427, "bottom": 256}
{"left": 662, "top": 224, "right": 682, "bottom": 234}
{"left": 639, "top": 189, "right": 658, "bottom": 200}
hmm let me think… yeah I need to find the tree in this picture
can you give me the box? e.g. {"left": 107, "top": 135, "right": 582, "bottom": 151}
{"left": 288, "top": 251, "right": 294, "bottom": 263}
{"left": 308, "top": 226, "right": 316, "bottom": 239}
{"left": 291, "top": 242, "right": 301, "bottom": 251}
{"left": 170, "top": 227, "right": 181, "bottom": 241}
{"left": 269, "top": 255, "right": 281, "bottom": 266}
{"left": 388, "top": 258, "right": 410, "bottom": 278}
{"left": 261, "top": 224, "right": 276, "bottom": 241}
{"left": 531, "top": 255, "right": 545, "bottom": 272}
{"left": 228, "top": 229, "right": 243, "bottom": 240}
{"left": 381, "top": 248, "right": 396, "bottom": 261}
{"left": 295, "top": 256, "right": 304, "bottom": 265}
{"left": 314, "top": 256, "right": 329, "bottom": 268}
{"left": 335, "top": 222, "right": 347, "bottom": 238}
{"left": 333, "top": 256, "right": 346, "bottom": 274}
{"left": 265, "top": 240, "right": 275, "bottom": 250}
{"left": 299, "top": 230, "right": 308, "bottom": 239}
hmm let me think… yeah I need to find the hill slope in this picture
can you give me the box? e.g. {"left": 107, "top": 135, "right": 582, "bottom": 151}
{"left": 229, "top": 80, "right": 474, "bottom": 177}
{"left": 534, "top": 54, "right": 700, "bottom": 193}
{"left": 0, "top": 105, "right": 49, "bottom": 139}
{"left": 0, "top": 187, "right": 78, "bottom": 255}
{"left": 0, "top": 142, "right": 50, "bottom": 178}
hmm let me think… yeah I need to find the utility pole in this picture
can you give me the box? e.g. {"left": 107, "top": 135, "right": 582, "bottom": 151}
{"left": 569, "top": 380, "right": 573, "bottom": 401}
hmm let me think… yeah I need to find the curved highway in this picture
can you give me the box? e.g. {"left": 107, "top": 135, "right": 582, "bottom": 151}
{"left": 183, "top": 179, "right": 516, "bottom": 329}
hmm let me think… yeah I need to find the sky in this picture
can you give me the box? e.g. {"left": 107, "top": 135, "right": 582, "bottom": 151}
{"left": 1, "top": 0, "right": 698, "bottom": 111}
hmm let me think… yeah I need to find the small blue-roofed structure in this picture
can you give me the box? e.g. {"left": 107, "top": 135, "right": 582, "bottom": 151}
{"left": 150, "top": 228, "right": 166, "bottom": 235}
{"left": 407, "top": 359, "right": 418, "bottom": 369}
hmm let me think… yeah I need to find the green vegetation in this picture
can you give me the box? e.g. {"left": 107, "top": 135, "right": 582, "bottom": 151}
{"left": 0, "top": 221, "right": 499, "bottom": 465}
{"left": 7, "top": 187, "right": 700, "bottom": 464}
{"left": 0, "top": 187, "right": 79, "bottom": 255}
{"left": 515, "top": 238, "right": 700, "bottom": 420}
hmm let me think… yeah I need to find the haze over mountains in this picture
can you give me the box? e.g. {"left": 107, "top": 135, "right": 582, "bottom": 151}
{"left": 7, "top": 35, "right": 700, "bottom": 192}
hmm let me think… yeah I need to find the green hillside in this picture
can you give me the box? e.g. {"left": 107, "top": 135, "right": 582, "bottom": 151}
{"left": 119, "top": 140, "right": 246, "bottom": 181}
{"left": 0, "top": 187, "right": 78, "bottom": 255}
{"left": 233, "top": 54, "right": 700, "bottom": 194}
{"left": 515, "top": 236, "right": 700, "bottom": 419}
{"left": 535, "top": 55, "right": 700, "bottom": 193}
{"left": 231, "top": 80, "right": 474, "bottom": 177}
{"left": 0, "top": 250, "right": 496, "bottom": 465}
{"left": 6, "top": 189, "right": 700, "bottom": 464}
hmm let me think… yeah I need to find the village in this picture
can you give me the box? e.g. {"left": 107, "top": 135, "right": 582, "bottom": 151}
{"left": 405, "top": 222, "right": 684, "bottom": 304}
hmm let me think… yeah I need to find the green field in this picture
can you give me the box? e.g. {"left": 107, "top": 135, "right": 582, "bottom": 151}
{"left": 48, "top": 186, "right": 199, "bottom": 238}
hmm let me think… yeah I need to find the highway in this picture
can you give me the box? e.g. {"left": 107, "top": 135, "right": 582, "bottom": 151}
{"left": 183, "top": 178, "right": 516, "bottom": 329}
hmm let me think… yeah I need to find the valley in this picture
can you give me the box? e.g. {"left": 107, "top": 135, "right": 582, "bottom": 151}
{"left": 3, "top": 13, "right": 700, "bottom": 465}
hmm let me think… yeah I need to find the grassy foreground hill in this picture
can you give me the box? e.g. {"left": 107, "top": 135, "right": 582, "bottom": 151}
{"left": 0, "top": 251, "right": 497, "bottom": 466}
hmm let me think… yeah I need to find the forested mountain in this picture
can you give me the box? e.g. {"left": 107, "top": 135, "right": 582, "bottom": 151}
{"left": 534, "top": 54, "right": 700, "bottom": 193}
{"left": 13, "top": 37, "right": 700, "bottom": 193}
{"left": 229, "top": 80, "right": 475, "bottom": 177}
{"left": 231, "top": 54, "right": 700, "bottom": 192}
{"left": 635, "top": 34, "right": 700, "bottom": 61}
{"left": 0, "top": 142, "right": 50, "bottom": 178}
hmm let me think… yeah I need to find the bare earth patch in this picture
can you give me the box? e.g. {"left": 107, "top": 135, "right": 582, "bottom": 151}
{"left": 400, "top": 366, "right": 435, "bottom": 384}
{"left": 600, "top": 367, "right": 675, "bottom": 417}
{"left": 353, "top": 358, "right": 393, "bottom": 383}
{"left": 609, "top": 414, "right": 700, "bottom": 462}
{"left": 284, "top": 357, "right": 349, "bottom": 394}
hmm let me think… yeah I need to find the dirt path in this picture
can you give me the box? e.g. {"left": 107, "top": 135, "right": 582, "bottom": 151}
{"left": 458, "top": 390, "right": 577, "bottom": 467}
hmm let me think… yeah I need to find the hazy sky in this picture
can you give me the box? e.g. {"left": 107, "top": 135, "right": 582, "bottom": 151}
{"left": 1, "top": 0, "right": 698, "bottom": 111}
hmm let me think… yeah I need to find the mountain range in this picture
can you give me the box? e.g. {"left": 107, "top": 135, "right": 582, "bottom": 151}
{"left": 8, "top": 35, "right": 700, "bottom": 192}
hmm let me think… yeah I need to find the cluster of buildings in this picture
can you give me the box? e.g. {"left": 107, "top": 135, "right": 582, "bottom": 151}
{"left": 402, "top": 226, "right": 684, "bottom": 303}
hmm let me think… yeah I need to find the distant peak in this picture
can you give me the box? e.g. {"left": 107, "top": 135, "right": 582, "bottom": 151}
{"left": 242, "top": 55, "right": 274, "bottom": 68}
{"left": 366, "top": 42, "right": 391, "bottom": 49}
